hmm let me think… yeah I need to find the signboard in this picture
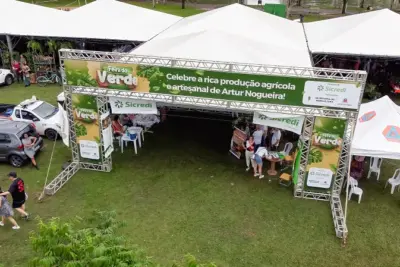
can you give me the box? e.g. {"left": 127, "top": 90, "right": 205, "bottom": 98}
{"left": 303, "top": 81, "right": 362, "bottom": 110}
{"left": 253, "top": 112, "right": 304, "bottom": 135}
{"left": 64, "top": 60, "right": 362, "bottom": 110}
{"left": 71, "top": 94, "right": 100, "bottom": 160}
{"left": 305, "top": 117, "right": 346, "bottom": 189}
{"left": 109, "top": 97, "right": 157, "bottom": 114}
{"left": 100, "top": 111, "right": 113, "bottom": 158}
{"left": 230, "top": 127, "right": 247, "bottom": 159}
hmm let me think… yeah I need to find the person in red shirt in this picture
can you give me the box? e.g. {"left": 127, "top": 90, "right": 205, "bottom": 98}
{"left": 111, "top": 115, "right": 125, "bottom": 137}
{"left": 12, "top": 60, "right": 22, "bottom": 83}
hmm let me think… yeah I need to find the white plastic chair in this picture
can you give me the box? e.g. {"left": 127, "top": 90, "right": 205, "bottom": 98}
{"left": 367, "top": 157, "right": 382, "bottom": 181}
{"left": 385, "top": 169, "right": 400, "bottom": 194}
{"left": 120, "top": 134, "right": 138, "bottom": 154}
{"left": 348, "top": 177, "right": 363, "bottom": 203}
{"left": 282, "top": 142, "right": 293, "bottom": 156}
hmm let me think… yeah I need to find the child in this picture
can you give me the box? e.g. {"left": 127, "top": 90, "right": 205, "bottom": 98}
{"left": 0, "top": 187, "right": 20, "bottom": 230}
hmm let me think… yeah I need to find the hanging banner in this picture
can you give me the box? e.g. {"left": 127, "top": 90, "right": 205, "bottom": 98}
{"left": 100, "top": 111, "right": 113, "bottom": 158}
{"left": 306, "top": 117, "right": 346, "bottom": 189}
{"left": 229, "top": 127, "right": 247, "bottom": 159}
{"left": 64, "top": 60, "right": 362, "bottom": 110}
{"left": 292, "top": 139, "right": 302, "bottom": 185}
{"left": 71, "top": 94, "right": 100, "bottom": 160}
{"left": 58, "top": 103, "right": 69, "bottom": 147}
{"left": 253, "top": 112, "right": 304, "bottom": 135}
{"left": 109, "top": 96, "right": 157, "bottom": 114}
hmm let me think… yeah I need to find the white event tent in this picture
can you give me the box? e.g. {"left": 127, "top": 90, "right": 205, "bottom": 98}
{"left": 0, "top": 0, "right": 69, "bottom": 37}
{"left": 67, "top": 0, "right": 182, "bottom": 42}
{"left": 131, "top": 4, "right": 312, "bottom": 68}
{"left": 351, "top": 96, "right": 400, "bottom": 159}
{"left": 304, "top": 9, "right": 400, "bottom": 57}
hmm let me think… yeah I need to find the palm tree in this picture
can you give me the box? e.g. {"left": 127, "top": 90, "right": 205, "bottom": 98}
{"left": 27, "top": 40, "right": 42, "bottom": 54}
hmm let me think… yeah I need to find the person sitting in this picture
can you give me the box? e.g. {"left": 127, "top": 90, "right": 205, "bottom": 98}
{"left": 111, "top": 115, "right": 125, "bottom": 137}
{"left": 350, "top": 156, "right": 365, "bottom": 180}
{"left": 121, "top": 114, "right": 133, "bottom": 127}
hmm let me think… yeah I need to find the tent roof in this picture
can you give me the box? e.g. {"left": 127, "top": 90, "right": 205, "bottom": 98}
{"left": 0, "top": 0, "right": 69, "bottom": 37}
{"left": 68, "top": 0, "right": 182, "bottom": 41}
{"left": 305, "top": 9, "right": 400, "bottom": 57}
{"left": 351, "top": 96, "right": 400, "bottom": 159}
{"left": 131, "top": 4, "right": 312, "bottom": 68}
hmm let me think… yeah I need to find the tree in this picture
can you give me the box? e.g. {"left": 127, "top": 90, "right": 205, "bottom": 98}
{"left": 341, "top": 0, "right": 348, "bottom": 14}
{"left": 29, "top": 211, "right": 216, "bottom": 267}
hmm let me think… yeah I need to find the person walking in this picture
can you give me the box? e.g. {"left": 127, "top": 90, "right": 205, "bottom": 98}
{"left": 244, "top": 136, "right": 255, "bottom": 172}
{"left": 22, "top": 62, "right": 31, "bottom": 87}
{"left": 22, "top": 133, "right": 39, "bottom": 170}
{"left": 0, "top": 187, "right": 20, "bottom": 230}
{"left": 0, "top": 172, "right": 29, "bottom": 220}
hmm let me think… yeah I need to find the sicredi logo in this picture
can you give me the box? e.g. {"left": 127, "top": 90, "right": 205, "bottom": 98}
{"left": 97, "top": 66, "right": 138, "bottom": 86}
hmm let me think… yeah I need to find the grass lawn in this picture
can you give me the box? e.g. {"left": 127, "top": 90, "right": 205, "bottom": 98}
{"left": 1, "top": 83, "right": 400, "bottom": 266}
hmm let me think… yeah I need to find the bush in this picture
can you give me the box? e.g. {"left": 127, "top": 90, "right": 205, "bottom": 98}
{"left": 29, "top": 211, "right": 215, "bottom": 267}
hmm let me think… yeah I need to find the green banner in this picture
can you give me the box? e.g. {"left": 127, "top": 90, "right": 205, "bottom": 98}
{"left": 64, "top": 60, "right": 362, "bottom": 109}
{"left": 292, "top": 139, "right": 302, "bottom": 185}
{"left": 305, "top": 117, "right": 346, "bottom": 191}
{"left": 72, "top": 94, "right": 101, "bottom": 160}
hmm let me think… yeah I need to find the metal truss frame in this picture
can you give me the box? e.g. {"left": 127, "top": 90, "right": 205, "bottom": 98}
{"left": 46, "top": 49, "right": 368, "bottom": 239}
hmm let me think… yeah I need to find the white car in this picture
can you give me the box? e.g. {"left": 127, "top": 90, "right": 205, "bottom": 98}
{"left": 0, "top": 69, "right": 14, "bottom": 86}
{"left": 2, "top": 97, "right": 63, "bottom": 140}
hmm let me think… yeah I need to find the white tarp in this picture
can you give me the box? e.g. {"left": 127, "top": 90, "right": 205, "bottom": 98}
{"left": 131, "top": 4, "right": 312, "bottom": 68}
{"left": 68, "top": 0, "right": 182, "bottom": 41}
{"left": 58, "top": 103, "right": 69, "bottom": 147}
{"left": 253, "top": 111, "right": 304, "bottom": 135}
{"left": 305, "top": 9, "right": 400, "bottom": 57}
{"left": 351, "top": 96, "right": 400, "bottom": 159}
{"left": 0, "top": 1, "right": 69, "bottom": 37}
{"left": 109, "top": 97, "right": 157, "bottom": 114}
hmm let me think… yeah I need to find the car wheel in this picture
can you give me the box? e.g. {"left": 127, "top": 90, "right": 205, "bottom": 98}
{"left": 45, "top": 129, "right": 58, "bottom": 140}
{"left": 5, "top": 74, "right": 13, "bottom": 85}
{"left": 9, "top": 155, "right": 24, "bottom": 167}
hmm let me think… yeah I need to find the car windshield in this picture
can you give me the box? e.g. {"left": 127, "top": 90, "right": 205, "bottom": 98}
{"left": 32, "top": 102, "right": 57, "bottom": 119}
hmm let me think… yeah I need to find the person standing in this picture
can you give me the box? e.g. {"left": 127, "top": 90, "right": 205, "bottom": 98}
{"left": 22, "top": 62, "right": 31, "bottom": 87}
{"left": 0, "top": 172, "right": 29, "bottom": 220}
{"left": 0, "top": 187, "right": 20, "bottom": 230}
{"left": 22, "top": 133, "right": 39, "bottom": 170}
{"left": 12, "top": 60, "right": 22, "bottom": 83}
{"left": 20, "top": 54, "right": 27, "bottom": 65}
{"left": 244, "top": 136, "right": 255, "bottom": 172}
{"left": 252, "top": 146, "right": 268, "bottom": 179}
{"left": 270, "top": 128, "right": 282, "bottom": 151}
{"left": 252, "top": 125, "right": 263, "bottom": 152}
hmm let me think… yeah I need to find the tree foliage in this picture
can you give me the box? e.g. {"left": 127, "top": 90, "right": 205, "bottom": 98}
{"left": 29, "top": 211, "right": 216, "bottom": 267}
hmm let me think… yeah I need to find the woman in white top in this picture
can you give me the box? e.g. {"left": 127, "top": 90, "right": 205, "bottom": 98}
{"left": 271, "top": 128, "right": 282, "bottom": 151}
{"left": 252, "top": 147, "right": 268, "bottom": 179}
{"left": 244, "top": 136, "right": 255, "bottom": 172}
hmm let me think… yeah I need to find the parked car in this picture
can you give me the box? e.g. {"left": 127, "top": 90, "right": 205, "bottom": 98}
{"left": 0, "top": 120, "right": 43, "bottom": 167}
{"left": 0, "top": 68, "right": 14, "bottom": 86}
{"left": 0, "top": 96, "right": 63, "bottom": 140}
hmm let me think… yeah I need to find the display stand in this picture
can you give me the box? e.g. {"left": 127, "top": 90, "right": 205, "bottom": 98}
{"left": 33, "top": 54, "right": 56, "bottom": 82}
{"left": 44, "top": 49, "right": 367, "bottom": 240}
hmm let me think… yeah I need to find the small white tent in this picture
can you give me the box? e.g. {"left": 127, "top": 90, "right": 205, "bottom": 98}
{"left": 68, "top": 0, "right": 182, "bottom": 41}
{"left": 131, "top": 4, "right": 312, "bottom": 68}
{"left": 305, "top": 9, "right": 400, "bottom": 57}
{"left": 351, "top": 96, "right": 400, "bottom": 159}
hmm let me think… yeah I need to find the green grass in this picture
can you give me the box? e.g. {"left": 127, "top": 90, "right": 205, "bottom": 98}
{"left": 1, "top": 83, "right": 400, "bottom": 267}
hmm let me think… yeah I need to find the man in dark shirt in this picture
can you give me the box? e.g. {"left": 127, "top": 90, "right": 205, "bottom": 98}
{"left": 0, "top": 172, "right": 29, "bottom": 219}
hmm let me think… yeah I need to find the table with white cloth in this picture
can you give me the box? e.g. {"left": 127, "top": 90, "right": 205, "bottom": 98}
{"left": 131, "top": 114, "right": 160, "bottom": 133}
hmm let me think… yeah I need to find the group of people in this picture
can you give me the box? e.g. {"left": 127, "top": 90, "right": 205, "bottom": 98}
{"left": 0, "top": 172, "right": 29, "bottom": 230}
{"left": 11, "top": 55, "right": 31, "bottom": 87}
{"left": 244, "top": 125, "right": 282, "bottom": 179}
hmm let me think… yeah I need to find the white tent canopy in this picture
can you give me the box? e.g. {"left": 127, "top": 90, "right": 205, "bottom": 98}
{"left": 305, "top": 9, "right": 400, "bottom": 57}
{"left": 131, "top": 4, "right": 312, "bottom": 68}
{"left": 351, "top": 96, "right": 400, "bottom": 159}
{"left": 67, "top": 0, "right": 182, "bottom": 41}
{"left": 0, "top": 0, "right": 69, "bottom": 37}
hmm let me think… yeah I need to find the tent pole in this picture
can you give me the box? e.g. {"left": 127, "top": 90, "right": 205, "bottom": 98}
{"left": 6, "top": 35, "right": 13, "bottom": 69}
{"left": 342, "top": 153, "right": 352, "bottom": 247}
